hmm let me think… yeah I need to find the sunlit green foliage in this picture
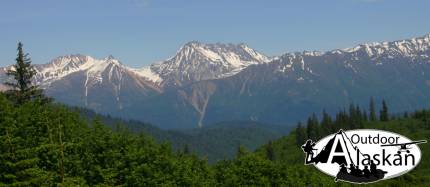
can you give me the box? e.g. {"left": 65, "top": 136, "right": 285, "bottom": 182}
{"left": 1, "top": 92, "right": 429, "bottom": 186}
{"left": 0, "top": 93, "right": 213, "bottom": 186}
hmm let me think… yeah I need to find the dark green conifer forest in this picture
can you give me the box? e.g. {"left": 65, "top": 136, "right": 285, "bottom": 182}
{"left": 1, "top": 43, "right": 429, "bottom": 186}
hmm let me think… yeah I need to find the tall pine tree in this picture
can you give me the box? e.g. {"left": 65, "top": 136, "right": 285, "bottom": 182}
{"left": 306, "top": 113, "right": 319, "bottom": 140}
{"left": 236, "top": 144, "right": 248, "bottom": 158}
{"left": 321, "top": 110, "right": 334, "bottom": 134}
{"left": 380, "top": 100, "right": 389, "bottom": 121}
{"left": 369, "top": 97, "right": 377, "bottom": 121}
{"left": 182, "top": 144, "right": 190, "bottom": 155}
{"left": 295, "top": 122, "right": 306, "bottom": 146}
{"left": 265, "top": 141, "right": 275, "bottom": 161}
{"left": 4, "top": 42, "right": 44, "bottom": 105}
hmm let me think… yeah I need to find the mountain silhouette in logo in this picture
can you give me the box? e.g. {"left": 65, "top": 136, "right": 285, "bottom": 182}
{"left": 306, "top": 130, "right": 353, "bottom": 165}
{"left": 312, "top": 131, "right": 350, "bottom": 165}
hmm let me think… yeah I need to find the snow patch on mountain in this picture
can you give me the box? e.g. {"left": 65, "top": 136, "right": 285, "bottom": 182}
{"left": 274, "top": 34, "right": 430, "bottom": 74}
{"left": 33, "top": 54, "right": 129, "bottom": 87}
{"left": 3, "top": 34, "right": 430, "bottom": 91}
{"left": 149, "top": 41, "right": 271, "bottom": 85}
{"left": 0, "top": 42, "right": 271, "bottom": 89}
{"left": 341, "top": 34, "right": 430, "bottom": 57}
{"left": 130, "top": 66, "right": 163, "bottom": 83}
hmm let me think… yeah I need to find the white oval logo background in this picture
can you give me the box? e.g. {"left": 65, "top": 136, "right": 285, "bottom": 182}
{"left": 313, "top": 129, "right": 422, "bottom": 181}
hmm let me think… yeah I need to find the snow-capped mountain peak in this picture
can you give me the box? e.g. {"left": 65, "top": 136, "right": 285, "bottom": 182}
{"left": 1, "top": 42, "right": 270, "bottom": 89}
{"left": 147, "top": 41, "right": 270, "bottom": 86}
{"left": 105, "top": 54, "right": 116, "bottom": 60}
{"left": 340, "top": 34, "right": 430, "bottom": 57}
{"left": 2, "top": 34, "right": 430, "bottom": 129}
{"left": 170, "top": 41, "right": 270, "bottom": 67}
{"left": 127, "top": 42, "right": 270, "bottom": 86}
{"left": 33, "top": 54, "right": 128, "bottom": 87}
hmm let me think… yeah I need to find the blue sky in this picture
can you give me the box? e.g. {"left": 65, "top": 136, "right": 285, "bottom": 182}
{"left": 0, "top": 0, "right": 429, "bottom": 67}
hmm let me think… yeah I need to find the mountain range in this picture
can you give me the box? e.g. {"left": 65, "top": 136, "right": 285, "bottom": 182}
{"left": 1, "top": 34, "right": 430, "bottom": 129}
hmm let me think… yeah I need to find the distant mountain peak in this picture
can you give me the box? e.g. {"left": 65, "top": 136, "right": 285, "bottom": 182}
{"left": 324, "top": 33, "right": 430, "bottom": 58}
{"left": 29, "top": 54, "right": 130, "bottom": 87}
{"left": 147, "top": 41, "right": 270, "bottom": 86}
{"left": 183, "top": 40, "right": 202, "bottom": 47}
{"left": 106, "top": 55, "right": 116, "bottom": 60}
{"left": 418, "top": 33, "right": 430, "bottom": 40}
{"left": 58, "top": 54, "right": 88, "bottom": 59}
{"left": 2, "top": 34, "right": 430, "bottom": 129}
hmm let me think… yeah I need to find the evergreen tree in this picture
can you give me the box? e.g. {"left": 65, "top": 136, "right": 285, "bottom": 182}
{"left": 4, "top": 42, "right": 44, "bottom": 105}
{"left": 356, "top": 105, "right": 364, "bottom": 128}
{"left": 348, "top": 104, "right": 357, "bottom": 128}
{"left": 403, "top": 112, "right": 409, "bottom": 118}
{"left": 380, "top": 100, "right": 389, "bottom": 121}
{"left": 334, "top": 109, "right": 348, "bottom": 129}
{"left": 183, "top": 144, "right": 190, "bottom": 155}
{"left": 265, "top": 141, "right": 275, "bottom": 161}
{"left": 306, "top": 113, "right": 319, "bottom": 140}
{"left": 362, "top": 109, "right": 368, "bottom": 122}
{"left": 369, "top": 97, "right": 377, "bottom": 121}
{"left": 321, "top": 110, "right": 333, "bottom": 134}
{"left": 295, "top": 122, "right": 306, "bottom": 146}
{"left": 236, "top": 144, "right": 248, "bottom": 158}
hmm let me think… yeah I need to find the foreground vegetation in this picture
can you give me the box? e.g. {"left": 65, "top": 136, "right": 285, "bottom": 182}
{"left": 1, "top": 93, "right": 430, "bottom": 186}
